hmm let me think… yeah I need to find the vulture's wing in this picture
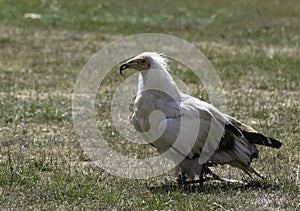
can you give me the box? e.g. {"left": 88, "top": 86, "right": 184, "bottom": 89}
{"left": 226, "top": 115, "right": 282, "bottom": 149}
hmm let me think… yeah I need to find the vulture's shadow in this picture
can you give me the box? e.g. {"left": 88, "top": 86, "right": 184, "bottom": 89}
{"left": 146, "top": 179, "right": 282, "bottom": 194}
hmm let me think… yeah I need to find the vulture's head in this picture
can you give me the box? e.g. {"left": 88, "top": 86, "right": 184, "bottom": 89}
{"left": 120, "top": 52, "right": 167, "bottom": 75}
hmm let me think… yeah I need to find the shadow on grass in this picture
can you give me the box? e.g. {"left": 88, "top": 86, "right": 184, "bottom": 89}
{"left": 146, "top": 179, "right": 282, "bottom": 194}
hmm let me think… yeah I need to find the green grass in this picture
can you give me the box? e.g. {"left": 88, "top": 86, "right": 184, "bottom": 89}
{"left": 1, "top": 0, "right": 300, "bottom": 44}
{"left": 0, "top": 0, "right": 299, "bottom": 210}
{"left": 14, "top": 101, "right": 71, "bottom": 122}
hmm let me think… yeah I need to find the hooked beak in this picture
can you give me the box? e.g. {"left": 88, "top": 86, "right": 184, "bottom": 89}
{"left": 120, "top": 60, "right": 138, "bottom": 76}
{"left": 120, "top": 63, "right": 128, "bottom": 76}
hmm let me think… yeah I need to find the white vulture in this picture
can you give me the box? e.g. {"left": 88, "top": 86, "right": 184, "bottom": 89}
{"left": 120, "top": 52, "right": 282, "bottom": 183}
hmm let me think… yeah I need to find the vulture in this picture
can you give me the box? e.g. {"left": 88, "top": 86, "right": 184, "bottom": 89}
{"left": 120, "top": 52, "right": 282, "bottom": 183}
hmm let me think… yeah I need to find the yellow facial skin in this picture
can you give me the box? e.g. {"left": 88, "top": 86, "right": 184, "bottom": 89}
{"left": 120, "top": 56, "right": 151, "bottom": 75}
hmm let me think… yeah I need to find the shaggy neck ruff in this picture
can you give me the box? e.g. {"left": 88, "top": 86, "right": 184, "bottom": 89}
{"left": 137, "top": 53, "right": 181, "bottom": 101}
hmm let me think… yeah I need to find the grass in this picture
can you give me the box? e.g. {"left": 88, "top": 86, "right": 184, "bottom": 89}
{"left": 0, "top": 0, "right": 299, "bottom": 210}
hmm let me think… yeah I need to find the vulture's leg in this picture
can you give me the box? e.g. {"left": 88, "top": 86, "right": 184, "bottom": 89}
{"left": 202, "top": 165, "right": 223, "bottom": 181}
{"left": 177, "top": 172, "right": 188, "bottom": 185}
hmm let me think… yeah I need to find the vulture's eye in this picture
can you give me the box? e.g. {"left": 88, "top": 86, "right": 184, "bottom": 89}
{"left": 141, "top": 59, "right": 145, "bottom": 64}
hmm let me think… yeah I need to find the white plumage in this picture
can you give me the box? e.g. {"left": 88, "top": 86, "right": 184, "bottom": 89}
{"left": 120, "top": 52, "right": 282, "bottom": 182}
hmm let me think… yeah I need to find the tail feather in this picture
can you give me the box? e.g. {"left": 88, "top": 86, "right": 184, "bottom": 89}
{"left": 229, "top": 161, "right": 264, "bottom": 178}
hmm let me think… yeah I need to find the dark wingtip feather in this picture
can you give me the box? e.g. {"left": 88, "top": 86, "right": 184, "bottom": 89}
{"left": 243, "top": 131, "right": 282, "bottom": 149}
{"left": 268, "top": 137, "right": 282, "bottom": 148}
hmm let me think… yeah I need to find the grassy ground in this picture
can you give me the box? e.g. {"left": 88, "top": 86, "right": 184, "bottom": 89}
{"left": 0, "top": 0, "right": 299, "bottom": 210}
